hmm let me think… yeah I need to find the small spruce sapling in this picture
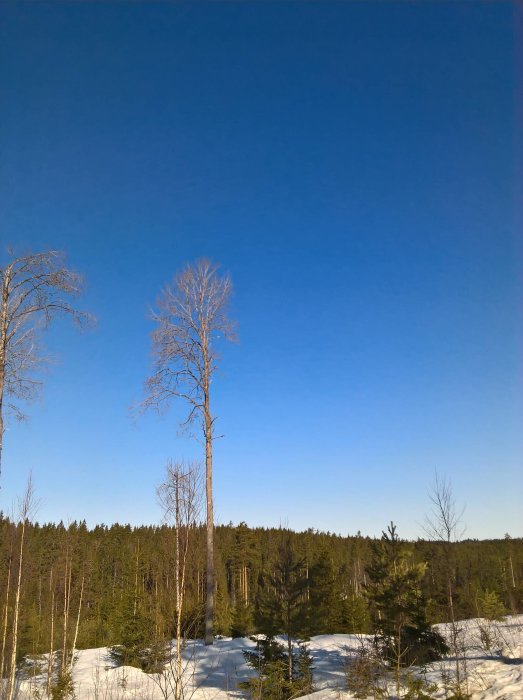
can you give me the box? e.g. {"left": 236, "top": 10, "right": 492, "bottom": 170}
{"left": 241, "top": 636, "right": 313, "bottom": 700}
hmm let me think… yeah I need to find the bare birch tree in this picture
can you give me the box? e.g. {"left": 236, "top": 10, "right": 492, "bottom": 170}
{"left": 424, "top": 472, "right": 465, "bottom": 545}
{"left": 143, "top": 259, "right": 235, "bottom": 645}
{"left": 157, "top": 461, "right": 202, "bottom": 700}
{"left": 6, "top": 474, "right": 38, "bottom": 700}
{"left": 424, "top": 472, "right": 467, "bottom": 697}
{"left": 0, "top": 249, "right": 91, "bottom": 481}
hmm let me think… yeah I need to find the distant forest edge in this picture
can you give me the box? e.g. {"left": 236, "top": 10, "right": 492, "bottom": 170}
{"left": 1, "top": 516, "right": 521, "bottom": 660}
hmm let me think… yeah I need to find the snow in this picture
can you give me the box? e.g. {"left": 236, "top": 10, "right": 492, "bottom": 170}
{"left": 13, "top": 616, "right": 523, "bottom": 700}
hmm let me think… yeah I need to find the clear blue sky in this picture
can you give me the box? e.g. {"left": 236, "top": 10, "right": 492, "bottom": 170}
{"left": 1, "top": 2, "right": 521, "bottom": 538}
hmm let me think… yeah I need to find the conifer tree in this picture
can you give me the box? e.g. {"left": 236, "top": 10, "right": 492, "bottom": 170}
{"left": 340, "top": 585, "right": 369, "bottom": 634}
{"left": 255, "top": 536, "right": 307, "bottom": 682}
{"left": 109, "top": 590, "right": 169, "bottom": 673}
{"left": 241, "top": 636, "right": 313, "bottom": 700}
{"left": 229, "top": 522, "right": 257, "bottom": 637}
{"left": 306, "top": 550, "right": 343, "bottom": 634}
{"left": 365, "top": 523, "right": 447, "bottom": 668}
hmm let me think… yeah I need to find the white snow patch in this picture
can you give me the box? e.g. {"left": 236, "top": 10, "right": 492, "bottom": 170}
{"left": 11, "top": 616, "right": 523, "bottom": 700}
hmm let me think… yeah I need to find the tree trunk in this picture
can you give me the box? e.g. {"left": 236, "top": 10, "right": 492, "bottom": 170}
{"left": 509, "top": 556, "right": 516, "bottom": 588}
{"left": 133, "top": 543, "right": 140, "bottom": 619}
{"left": 62, "top": 554, "right": 70, "bottom": 672}
{"left": 70, "top": 574, "right": 84, "bottom": 672}
{"left": 48, "top": 585, "right": 55, "bottom": 698}
{"left": 175, "top": 475, "right": 182, "bottom": 700}
{"left": 204, "top": 405, "right": 214, "bottom": 645}
{"left": 7, "top": 520, "right": 25, "bottom": 700}
{"left": 448, "top": 578, "right": 462, "bottom": 691}
{"left": 0, "top": 546, "right": 12, "bottom": 680}
{"left": 0, "top": 394, "right": 4, "bottom": 484}
{"left": 286, "top": 601, "right": 292, "bottom": 683}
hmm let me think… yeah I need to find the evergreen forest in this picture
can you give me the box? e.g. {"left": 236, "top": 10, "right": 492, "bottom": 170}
{"left": 1, "top": 515, "right": 521, "bottom": 665}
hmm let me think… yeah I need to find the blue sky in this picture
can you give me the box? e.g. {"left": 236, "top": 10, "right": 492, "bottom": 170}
{"left": 0, "top": 2, "right": 521, "bottom": 538}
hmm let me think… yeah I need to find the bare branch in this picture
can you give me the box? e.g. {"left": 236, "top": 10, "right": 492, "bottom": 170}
{"left": 0, "top": 248, "right": 94, "bottom": 482}
{"left": 141, "top": 258, "right": 235, "bottom": 425}
{"left": 423, "top": 471, "right": 466, "bottom": 543}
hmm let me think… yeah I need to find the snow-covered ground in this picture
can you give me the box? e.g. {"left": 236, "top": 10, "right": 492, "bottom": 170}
{"left": 14, "top": 616, "right": 523, "bottom": 700}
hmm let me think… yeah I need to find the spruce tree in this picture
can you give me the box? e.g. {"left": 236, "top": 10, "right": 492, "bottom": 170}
{"left": 365, "top": 523, "right": 447, "bottom": 667}
{"left": 255, "top": 536, "right": 308, "bottom": 682}
{"left": 241, "top": 636, "right": 313, "bottom": 700}
{"left": 305, "top": 550, "right": 342, "bottom": 634}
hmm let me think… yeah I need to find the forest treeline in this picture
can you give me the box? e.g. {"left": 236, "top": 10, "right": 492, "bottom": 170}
{"left": 1, "top": 515, "right": 521, "bottom": 663}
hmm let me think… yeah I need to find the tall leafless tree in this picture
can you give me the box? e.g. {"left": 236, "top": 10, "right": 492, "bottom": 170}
{"left": 143, "top": 259, "right": 235, "bottom": 645}
{"left": 424, "top": 472, "right": 467, "bottom": 697}
{"left": 157, "top": 460, "right": 202, "bottom": 700}
{"left": 6, "top": 474, "right": 38, "bottom": 700}
{"left": 0, "top": 249, "right": 91, "bottom": 481}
